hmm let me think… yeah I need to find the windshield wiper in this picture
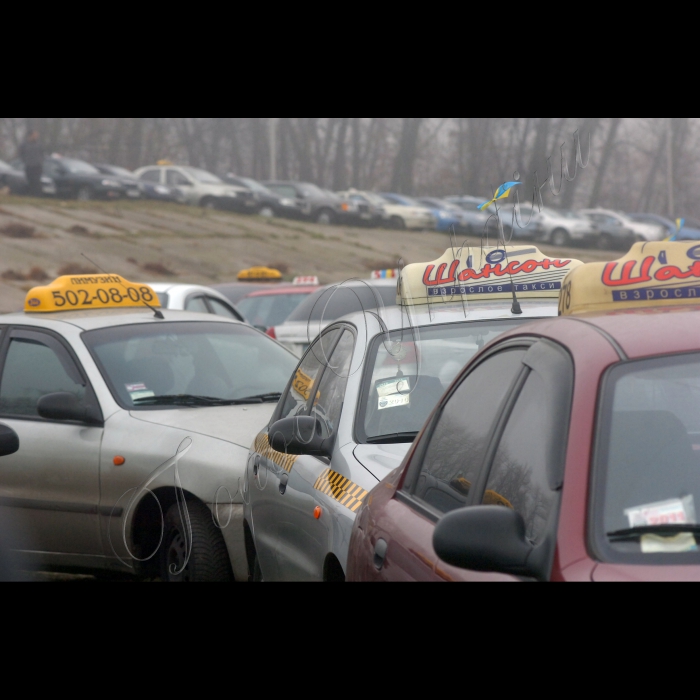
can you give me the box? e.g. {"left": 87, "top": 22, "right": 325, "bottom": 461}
{"left": 607, "top": 525, "right": 700, "bottom": 542}
{"left": 133, "top": 394, "right": 265, "bottom": 407}
{"left": 365, "top": 431, "right": 419, "bottom": 445}
{"left": 235, "top": 393, "right": 283, "bottom": 403}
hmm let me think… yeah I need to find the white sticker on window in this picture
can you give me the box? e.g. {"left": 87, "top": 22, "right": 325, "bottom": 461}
{"left": 378, "top": 394, "right": 410, "bottom": 411}
{"left": 126, "top": 383, "right": 155, "bottom": 401}
{"left": 377, "top": 377, "right": 411, "bottom": 398}
{"left": 625, "top": 495, "right": 696, "bottom": 528}
{"left": 640, "top": 533, "right": 698, "bottom": 554}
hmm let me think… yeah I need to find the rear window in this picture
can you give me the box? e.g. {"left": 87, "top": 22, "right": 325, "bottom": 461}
{"left": 286, "top": 284, "right": 397, "bottom": 323}
{"left": 594, "top": 354, "right": 700, "bottom": 563}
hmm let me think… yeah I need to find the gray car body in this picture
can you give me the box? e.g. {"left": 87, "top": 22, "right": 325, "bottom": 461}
{"left": 244, "top": 298, "right": 560, "bottom": 581}
{"left": 0, "top": 308, "right": 292, "bottom": 580}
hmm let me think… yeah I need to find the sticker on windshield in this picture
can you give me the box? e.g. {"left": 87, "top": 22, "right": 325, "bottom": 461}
{"left": 126, "top": 383, "right": 155, "bottom": 401}
{"left": 640, "top": 533, "right": 698, "bottom": 554}
{"left": 625, "top": 495, "right": 696, "bottom": 528}
{"left": 378, "top": 394, "right": 410, "bottom": 410}
{"left": 377, "top": 377, "right": 411, "bottom": 398}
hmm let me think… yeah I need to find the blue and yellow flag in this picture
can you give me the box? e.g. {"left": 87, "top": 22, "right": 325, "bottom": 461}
{"left": 667, "top": 218, "right": 685, "bottom": 242}
{"left": 478, "top": 181, "right": 522, "bottom": 211}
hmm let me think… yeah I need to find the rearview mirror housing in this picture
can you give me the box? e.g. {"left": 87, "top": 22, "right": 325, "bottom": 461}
{"left": 433, "top": 506, "right": 534, "bottom": 576}
{"left": 37, "top": 392, "right": 102, "bottom": 426}
{"left": 0, "top": 424, "right": 19, "bottom": 457}
{"left": 269, "top": 416, "right": 333, "bottom": 459}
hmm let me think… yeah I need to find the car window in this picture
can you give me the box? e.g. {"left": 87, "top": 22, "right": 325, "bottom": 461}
{"left": 207, "top": 297, "right": 240, "bottom": 320}
{"left": 482, "top": 369, "right": 556, "bottom": 544}
{"left": 44, "top": 161, "right": 62, "bottom": 178}
{"left": 410, "top": 349, "right": 527, "bottom": 515}
{"left": 139, "top": 169, "right": 161, "bottom": 183}
{"left": 237, "top": 293, "right": 311, "bottom": 329}
{"left": 268, "top": 185, "right": 297, "bottom": 199}
{"left": 167, "top": 170, "right": 191, "bottom": 187}
{"left": 311, "top": 330, "right": 354, "bottom": 438}
{"left": 185, "top": 295, "right": 209, "bottom": 314}
{"left": 0, "top": 336, "right": 85, "bottom": 417}
{"left": 278, "top": 329, "right": 341, "bottom": 420}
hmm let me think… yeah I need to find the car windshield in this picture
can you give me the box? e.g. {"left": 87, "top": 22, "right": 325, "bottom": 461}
{"left": 359, "top": 320, "right": 527, "bottom": 443}
{"left": 237, "top": 292, "right": 313, "bottom": 329}
{"left": 104, "top": 165, "right": 134, "bottom": 178}
{"left": 386, "top": 194, "right": 418, "bottom": 206}
{"left": 83, "top": 321, "right": 297, "bottom": 409}
{"left": 597, "top": 354, "right": 700, "bottom": 556}
{"left": 240, "top": 178, "right": 271, "bottom": 194}
{"left": 286, "top": 284, "right": 397, "bottom": 324}
{"left": 300, "top": 183, "right": 326, "bottom": 198}
{"left": 61, "top": 159, "right": 100, "bottom": 175}
{"left": 362, "top": 192, "right": 387, "bottom": 206}
{"left": 182, "top": 167, "right": 223, "bottom": 184}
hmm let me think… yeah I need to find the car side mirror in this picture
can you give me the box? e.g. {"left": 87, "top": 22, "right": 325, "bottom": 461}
{"left": 269, "top": 416, "right": 333, "bottom": 459}
{"left": 0, "top": 424, "right": 19, "bottom": 457}
{"left": 433, "top": 506, "right": 534, "bottom": 575}
{"left": 37, "top": 392, "right": 101, "bottom": 426}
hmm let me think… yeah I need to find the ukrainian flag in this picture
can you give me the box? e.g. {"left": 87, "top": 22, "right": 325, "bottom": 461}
{"left": 478, "top": 181, "right": 522, "bottom": 211}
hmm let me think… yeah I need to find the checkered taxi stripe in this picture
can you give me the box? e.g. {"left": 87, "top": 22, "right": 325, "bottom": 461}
{"left": 255, "top": 433, "right": 297, "bottom": 473}
{"left": 314, "top": 469, "right": 369, "bottom": 513}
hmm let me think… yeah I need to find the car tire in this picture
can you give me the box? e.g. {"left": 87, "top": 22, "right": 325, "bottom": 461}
{"left": 389, "top": 216, "right": 406, "bottom": 231}
{"left": 315, "top": 209, "right": 334, "bottom": 225}
{"left": 551, "top": 228, "right": 570, "bottom": 247}
{"left": 77, "top": 187, "right": 92, "bottom": 202}
{"left": 259, "top": 205, "right": 275, "bottom": 218}
{"left": 160, "top": 500, "right": 233, "bottom": 582}
{"left": 201, "top": 197, "right": 217, "bottom": 210}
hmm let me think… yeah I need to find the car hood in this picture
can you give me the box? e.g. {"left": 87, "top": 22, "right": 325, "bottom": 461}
{"left": 129, "top": 403, "right": 276, "bottom": 449}
{"left": 353, "top": 443, "right": 412, "bottom": 482}
{"left": 625, "top": 220, "right": 665, "bottom": 240}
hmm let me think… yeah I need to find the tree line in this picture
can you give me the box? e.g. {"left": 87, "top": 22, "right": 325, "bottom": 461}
{"left": 1, "top": 118, "right": 696, "bottom": 217}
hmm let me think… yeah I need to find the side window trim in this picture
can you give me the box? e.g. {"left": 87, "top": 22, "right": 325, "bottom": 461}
{"left": 204, "top": 296, "right": 244, "bottom": 322}
{"left": 400, "top": 339, "right": 536, "bottom": 501}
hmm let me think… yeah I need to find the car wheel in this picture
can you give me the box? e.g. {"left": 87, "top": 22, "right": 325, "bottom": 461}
{"left": 551, "top": 228, "right": 570, "bottom": 247}
{"left": 259, "top": 205, "right": 275, "bottom": 218}
{"left": 315, "top": 209, "right": 334, "bottom": 225}
{"left": 201, "top": 197, "right": 217, "bottom": 210}
{"left": 77, "top": 187, "right": 92, "bottom": 202}
{"left": 596, "top": 233, "right": 614, "bottom": 251}
{"left": 160, "top": 500, "right": 233, "bottom": 582}
{"left": 389, "top": 216, "right": 406, "bottom": 231}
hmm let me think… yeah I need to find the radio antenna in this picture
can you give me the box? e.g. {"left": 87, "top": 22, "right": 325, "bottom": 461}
{"left": 81, "top": 253, "right": 165, "bottom": 320}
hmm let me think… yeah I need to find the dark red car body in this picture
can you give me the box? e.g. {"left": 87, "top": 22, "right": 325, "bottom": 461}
{"left": 347, "top": 306, "right": 700, "bottom": 582}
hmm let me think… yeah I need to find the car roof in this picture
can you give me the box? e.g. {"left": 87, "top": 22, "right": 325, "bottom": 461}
{"left": 0, "top": 308, "right": 245, "bottom": 332}
{"left": 241, "top": 285, "right": 320, "bottom": 298}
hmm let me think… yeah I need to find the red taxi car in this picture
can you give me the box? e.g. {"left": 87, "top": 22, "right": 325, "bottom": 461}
{"left": 347, "top": 242, "right": 700, "bottom": 582}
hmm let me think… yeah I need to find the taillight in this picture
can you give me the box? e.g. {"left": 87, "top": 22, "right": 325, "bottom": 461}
{"left": 266, "top": 327, "right": 277, "bottom": 339}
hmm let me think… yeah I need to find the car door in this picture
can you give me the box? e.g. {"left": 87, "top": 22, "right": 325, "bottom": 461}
{"left": 249, "top": 328, "right": 342, "bottom": 579}
{"left": 367, "top": 345, "right": 531, "bottom": 581}
{"left": 167, "top": 169, "right": 195, "bottom": 203}
{"left": 0, "top": 328, "right": 103, "bottom": 556}
{"left": 272, "top": 328, "right": 355, "bottom": 581}
{"left": 44, "top": 159, "right": 71, "bottom": 198}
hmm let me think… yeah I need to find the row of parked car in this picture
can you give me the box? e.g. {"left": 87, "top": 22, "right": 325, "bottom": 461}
{"left": 2, "top": 155, "right": 696, "bottom": 248}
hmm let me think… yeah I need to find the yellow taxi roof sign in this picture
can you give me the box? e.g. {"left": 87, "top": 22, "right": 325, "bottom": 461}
{"left": 237, "top": 267, "right": 283, "bottom": 282}
{"left": 560, "top": 241, "right": 700, "bottom": 316}
{"left": 399, "top": 245, "right": 583, "bottom": 306}
{"left": 25, "top": 275, "right": 161, "bottom": 313}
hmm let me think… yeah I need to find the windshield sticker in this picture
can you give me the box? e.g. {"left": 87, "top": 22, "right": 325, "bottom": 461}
{"left": 625, "top": 496, "right": 696, "bottom": 528}
{"left": 377, "top": 377, "right": 411, "bottom": 398}
{"left": 126, "top": 383, "right": 155, "bottom": 401}
{"left": 378, "top": 394, "right": 410, "bottom": 411}
{"left": 640, "top": 533, "right": 699, "bottom": 554}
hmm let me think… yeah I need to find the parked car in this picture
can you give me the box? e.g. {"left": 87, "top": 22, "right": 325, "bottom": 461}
{"left": 416, "top": 198, "right": 474, "bottom": 234}
{"left": 40, "top": 157, "right": 127, "bottom": 200}
{"left": 628, "top": 213, "right": 700, "bottom": 241}
{"left": 506, "top": 206, "right": 597, "bottom": 247}
{"left": 445, "top": 195, "right": 493, "bottom": 234}
{"left": 335, "top": 190, "right": 386, "bottom": 227}
{"left": 264, "top": 181, "right": 343, "bottom": 225}
{"left": 236, "top": 283, "right": 320, "bottom": 332}
{"left": 370, "top": 193, "right": 435, "bottom": 231}
{"left": 580, "top": 209, "right": 666, "bottom": 242}
{"left": 132, "top": 167, "right": 185, "bottom": 203}
{"left": 382, "top": 194, "right": 447, "bottom": 232}
{"left": 584, "top": 212, "right": 638, "bottom": 250}
{"left": 134, "top": 165, "right": 254, "bottom": 211}
{"left": 93, "top": 164, "right": 142, "bottom": 199}
{"left": 148, "top": 283, "right": 247, "bottom": 322}
{"left": 268, "top": 279, "right": 399, "bottom": 357}
{"left": 223, "top": 175, "right": 300, "bottom": 218}
{"left": 0, "top": 159, "right": 28, "bottom": 194}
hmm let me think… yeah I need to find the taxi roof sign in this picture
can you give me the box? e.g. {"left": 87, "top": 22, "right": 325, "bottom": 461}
{"left": 399, "top": 245, "right": 583, "bottom": 306}
{"left": 24, "top": 275, "right": 161, "bottom": 313}
{"left": 237, "top": 267, "right": 283, "bottom": 282}
{"left": 371, "top": 269, "right": 399, "bottom": 280}
{"left": 560, "top": 241, "right": 700, "bottom": 316}
{"left": 292, "top": 276, "right": 319, "bottom": 286}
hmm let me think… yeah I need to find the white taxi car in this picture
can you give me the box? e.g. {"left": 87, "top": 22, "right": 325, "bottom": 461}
{"left": 0, "top": 274, "right": 298, "bottom": 581}
{"left": 149, "top": 282, "right": 247, "bottom": 322}
{"left": 242, "top": 245, "right": 583, "bottom": 581}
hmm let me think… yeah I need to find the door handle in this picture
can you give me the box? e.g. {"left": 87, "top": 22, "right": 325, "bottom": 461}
{"left": 374, "top": 539, "right": 388, "bottom": 571}
{"left": 279, "top": 473, "right": 289, "bottom": 496}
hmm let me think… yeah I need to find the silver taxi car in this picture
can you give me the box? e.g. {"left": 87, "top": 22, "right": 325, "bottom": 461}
{"left": 0, "top": 274, "right": 298, "bottom": 581}
{"left": 243, "top": 245, "right": 583, "bottom": 581}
